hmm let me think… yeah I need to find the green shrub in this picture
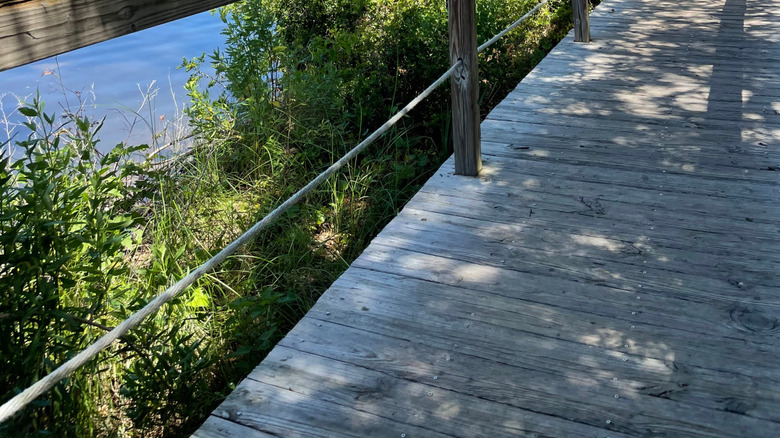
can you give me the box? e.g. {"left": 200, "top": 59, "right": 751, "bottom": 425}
{"left": 0, "top": 97, "right": 147, "bottom": 436}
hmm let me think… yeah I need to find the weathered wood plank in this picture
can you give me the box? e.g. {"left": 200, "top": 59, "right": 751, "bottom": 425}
{"left": 405, "top": 191, "right": 780, "bottom": 274}
{"left": 527, "top": 59, "right": 780, "bottom": 82}
{"left": 369, "top": 216, "right": 780, "bottom": 308}
{"left": 352, "top": 247, "right": 777, "bottom": 346}
{"left": 391, "top": 203, "right": 780, "bottom": 279}
{"left": 457, "top": 152, "right": 774, "bottom": 202}
{"left": 307, "top": 270, "right": 780, "bottom": 421}
{"left": 498, "top": 85, "right": 780, "bottom": 111}
{"left": 248, "top": 346, "right": 627, "bottom": 438}
{"left": 280, "top": 314, "right": 780, "bottom": 435}
{"left": 405, "top": 191, "right": 780, "bottom": 267}
{"left": 484, "top": 115, "right": 780, "bottom": 155}
{"left": 479, "top": 124, "right": 779, "bottom": 182}
{"left": 541, "top": 50, "right": 780, "bottom": 72}
{"left": 192, "top": 416, "right": 278, "bottom": 438}
{"left": 478, "top": 141, "right": 778, "bottom": 184}
{"left": 516, "top": 75, "right": 780, "bottom": 99}
{"left": 211, "top": 377, "right": 449, "bottom": 438}
{"left": 480, "top": 115, "right": 780, "bottom": 161}
{"left": 413, "top": 182, "right": 780, "bottom": 248}
{"left": 492, "top": 99, "right": 776, "bottom": 123}
{"left": 0, "top": 0, "right": 235, "bottom": 71}
{"left": 418, "top": 159, "right": 780, "bottom": 245}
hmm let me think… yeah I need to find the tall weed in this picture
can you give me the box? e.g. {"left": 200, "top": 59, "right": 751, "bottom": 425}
{"left": 0, "top": 97, "right": 146, "bottom": 436}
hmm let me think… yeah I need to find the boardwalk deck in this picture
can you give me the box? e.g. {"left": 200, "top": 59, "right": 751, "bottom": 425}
{"left": 193, "top": 0, "right": 780, "bottom": 436}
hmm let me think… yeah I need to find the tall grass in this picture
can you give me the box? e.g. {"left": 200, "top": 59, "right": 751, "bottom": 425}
{"left": 0, "top": 0, "right": 594, "bottom": 436}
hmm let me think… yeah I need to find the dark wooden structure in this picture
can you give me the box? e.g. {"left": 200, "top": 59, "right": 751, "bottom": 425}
{"left": 573, "top": 0, "right": 591, "bottom": 42}
{"left": 194, "top": 0, "right": 780, "bottom": 435}
{"left": 449, "top": 0, "right": 482, "bottom": 176}
{"left": 0, "top": 0, "right": 234, "bottom": 72}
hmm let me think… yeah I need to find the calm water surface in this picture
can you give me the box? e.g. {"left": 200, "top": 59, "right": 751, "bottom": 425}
{"left": 0, "top": 12, "right": 226, "bottom": 153}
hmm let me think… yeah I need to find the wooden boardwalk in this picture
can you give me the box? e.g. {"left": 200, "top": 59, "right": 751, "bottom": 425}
{"left": 194, "top": 0, "right": 780, "bottom": 436}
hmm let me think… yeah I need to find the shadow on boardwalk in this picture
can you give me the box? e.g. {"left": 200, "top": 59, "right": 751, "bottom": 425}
{"left": 194, "top": 0, "right": 780, "bottom": 436}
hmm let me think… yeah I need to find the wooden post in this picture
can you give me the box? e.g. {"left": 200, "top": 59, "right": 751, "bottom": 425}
{"left": 573, "top": 0, "right": 591, "bottom": 42}
{"left": 449, "top": 0, "right": 482, "bottom": 176}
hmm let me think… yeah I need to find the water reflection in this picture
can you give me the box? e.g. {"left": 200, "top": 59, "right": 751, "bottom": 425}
{"left": 0, "top": 11, "right": 225, "bottom": 153}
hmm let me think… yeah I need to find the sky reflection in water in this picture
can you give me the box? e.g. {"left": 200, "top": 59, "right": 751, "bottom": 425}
{"left": 1, "top": 11, "right": 225, "bottom": 153}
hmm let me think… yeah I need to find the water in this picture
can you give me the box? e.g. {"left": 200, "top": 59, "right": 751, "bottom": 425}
{"left": 0, "top": 11, "right": 226, "bottom": 154}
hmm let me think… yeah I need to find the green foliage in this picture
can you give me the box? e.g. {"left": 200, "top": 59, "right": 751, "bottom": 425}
{"left": 0, "top": 96, "right": 147, "bottom": 436}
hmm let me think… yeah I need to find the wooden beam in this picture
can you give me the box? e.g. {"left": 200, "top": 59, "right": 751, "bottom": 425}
{"left": 572, "top": 0, "right": 591, "bottom": 42}
{"left": 0, "top": 0, "right": 236, "bottom": 72}
{"left": 449, "top": 0, "right": 482, "bottom": 177}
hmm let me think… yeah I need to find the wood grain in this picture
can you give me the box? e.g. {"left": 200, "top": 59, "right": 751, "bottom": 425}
{"left": 0, "top": 0, "right": 235, "bottom": 71}
{"left": 573, "top": 0, "right": 591, "bottom": 42}
{"left": 449, "top": 0, "right": 482, "bottom": 176}
{"left": 193, "top": 0, "right": 780, "bottom": 435}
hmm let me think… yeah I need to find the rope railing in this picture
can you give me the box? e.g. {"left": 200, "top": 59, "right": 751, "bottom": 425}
{"left": 478, "top": 0, "right": 550, "bottom": 53}
{"left": 0, "top": 0, "right": 553, "bottom": 424}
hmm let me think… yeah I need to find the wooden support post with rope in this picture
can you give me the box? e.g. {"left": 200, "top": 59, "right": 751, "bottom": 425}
{"left": 449, "top": 0, "right": 482, "bottom": 176}
{"left": 573, "top": 0, "right": 591, "bottom": 42}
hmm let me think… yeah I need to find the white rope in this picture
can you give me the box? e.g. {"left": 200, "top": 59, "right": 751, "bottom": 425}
{"left": 0, "top": 61, "right": 461, "bottom": 424}
{"left": 0, "top": 0, "right": 553, "bottom": 423}
{"left": 478, "top": 0, "right": 551, "bottom": 53}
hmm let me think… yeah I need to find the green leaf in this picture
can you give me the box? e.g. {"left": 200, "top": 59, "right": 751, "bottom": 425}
{"left": 226, "top": 346, "right": 252, "bottom": 359}
{"left": 187, "top": 287, "right": 210, "bottom": 308}
{"left": 106, "top": 217, "right": 134, "bottom": 230}
{"left": 18, "top": 107, "right": 38, "bottom": 117}
{"left": 46, "top": 255, "right": 73, "bottom": 272}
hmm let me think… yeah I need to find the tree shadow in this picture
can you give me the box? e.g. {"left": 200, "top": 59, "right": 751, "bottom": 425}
{"left": 191, "top": 0, "right": 780, "bottom": 436}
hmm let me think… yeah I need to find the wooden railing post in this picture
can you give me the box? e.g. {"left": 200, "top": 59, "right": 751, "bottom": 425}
{"left": 573, "top": 0, "right": 591, "bottom": 42}
{"left": 449, "top": 0, "right": 482, "bottom": 176}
